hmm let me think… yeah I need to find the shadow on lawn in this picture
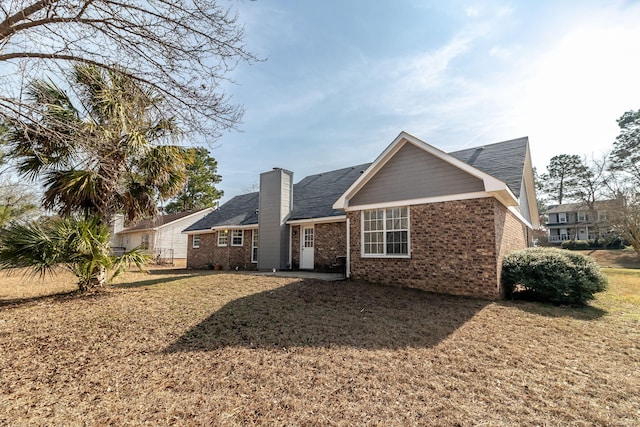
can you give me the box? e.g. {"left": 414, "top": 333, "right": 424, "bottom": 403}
{"left": 502, "top": 298, "right": 607, "bottom": 320}
{"left": 112, "top": 274, "right": 200, "bottom": 289}
{"left": 165, "top": 279, "right": 489, "bottom": 351}
{"left": 0, "top": 274, "right": 199, "bottom": 308}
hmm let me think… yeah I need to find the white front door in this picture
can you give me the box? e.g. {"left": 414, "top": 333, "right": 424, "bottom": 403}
{"left": 578, "top": 227, "right": 588, "bottom": 240}
{"left": 301, "top": 226, "right": 315, "bottom": 269}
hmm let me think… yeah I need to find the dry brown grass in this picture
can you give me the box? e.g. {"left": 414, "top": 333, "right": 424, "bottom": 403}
{"left": 1, "top": 265, "right": 639, "bottom": 425}
{"left": 578, "top": 248, "right": 640, "bottom": 269}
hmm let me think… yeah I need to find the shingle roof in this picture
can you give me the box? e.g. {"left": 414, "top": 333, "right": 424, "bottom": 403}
{"left": 448, "top": 137, "right": 528, "bottom": 198}
{"left": 185, "top": 137, "right": 529, "bottom": 232}
{"left": 184, "top": 164, "right": 371, "bottom": 231}
{"left": 183, "top": 192, "right": 259, "bottom": 231}
{"left": 290, "top": 163, "right": 371, "bottom": 220}
{"left": 120, "top": 208, "right": 210, "bottom": 233}
{"left": 547, "top": 199, "right": 619, "bottom": 213}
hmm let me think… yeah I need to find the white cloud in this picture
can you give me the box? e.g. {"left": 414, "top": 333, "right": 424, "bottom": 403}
{"left": 465, "top": 7, "right": 480, "bottom": 17}
{"left": 511, "top": 6, "right": 640, "bottom": 168}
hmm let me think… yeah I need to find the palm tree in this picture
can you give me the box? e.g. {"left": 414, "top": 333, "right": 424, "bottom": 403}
{"left": 6, "top": 64, "right": 190, "bottom": 225}
{"left": 0, "top": 216, "right": 148, "bottom": 291}
{"left": 2, "top": 65, "right": 191, "bottom": 290}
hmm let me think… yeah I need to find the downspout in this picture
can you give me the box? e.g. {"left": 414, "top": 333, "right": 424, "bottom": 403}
{"left": 288, "top": 226, "right": 293, "bottom": 270}
{"left": 346, "top": 217, "right": 351, "bottom": 278}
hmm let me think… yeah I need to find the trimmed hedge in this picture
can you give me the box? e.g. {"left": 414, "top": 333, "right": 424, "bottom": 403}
{"left": 560, "top": 237, "right": 626, "bottom": 250}
{"left": 561, "top": 240, "right": 590, "bottom": 250}
{"left": 502, "top": 248, "right": 607, "bottom": 304}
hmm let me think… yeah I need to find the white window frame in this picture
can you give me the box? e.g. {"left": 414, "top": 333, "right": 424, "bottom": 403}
{"left": 231, "top": 229, "right": 244, "bottom": 246}
{"left": 361, "top": 206, "right": 410, "bottom": 258}
{"left": 558, "top": 212, "right": 567, "bottom": 223}
{"left": 217, "top": 230, "right": 228, "bottom": 247}
{"left": 192, "top": 234, "right": 201, "bottom": 249}
{"left": 251, "top": 229, "right": 259, "bottom": 263}
{"left": 577, "top": 211, "right": 586, "bottom": 221}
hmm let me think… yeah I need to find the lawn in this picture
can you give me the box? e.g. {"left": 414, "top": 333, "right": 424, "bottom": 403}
{"left": 1, "top": 259, "right": 639, "bottom": 425}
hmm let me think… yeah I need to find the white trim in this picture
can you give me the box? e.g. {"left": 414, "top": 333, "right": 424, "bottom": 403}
{"left": 183, "top": 224, "right": 258, "bottom": 235}
{"left": 231, "top": 229, "right": 244, "bottom": 246}
{"left": 521, "top": 144, "right": 540, "bottom": 228}
{"left": 192, "top": 234, "right": 201, "bottom": 249}
{"left": 288, "top": 226, "right": 292, "bottom": 269}
{"left": 286, "top": 215, "right": 346, "bottom": 225}
{"left": 346, "top": 217, "right": 351, "bottom": 278}
{"left": 333, "top": 131, "right": 516, "bottom": 210}
{"left": 217, "top": 230, "right": 228, "bottom": 247}
{"left": 251, "top": 229, "right": 259, "bottom": 264}
{"left": 360, "top": 206, "right": 410, "bottom": 258}
{"left": 344, "top": 192, "right": 490, "bottom": 212}
{"left": 300, "top": 225, "right": 315, "bottom": 269}
{"left": 507, "top": 206, "right": 534, "bottom": 230}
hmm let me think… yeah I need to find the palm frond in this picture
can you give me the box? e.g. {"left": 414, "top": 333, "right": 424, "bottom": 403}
{"left": 111, "top": 246, "right": 150, "bottom": 282}
{"left": 0, "top": 220, "right": 63, "bottom": 278}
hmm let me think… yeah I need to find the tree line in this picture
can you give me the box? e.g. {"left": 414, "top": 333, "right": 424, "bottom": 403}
{"left": 537, "top": 110, "right": 640, "bottom": 255}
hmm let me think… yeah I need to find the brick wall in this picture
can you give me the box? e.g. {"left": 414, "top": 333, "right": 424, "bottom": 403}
{"left": 186, "top": 230, "right": 256, "bottom": 270}
{"left": 291, "top": 221, "right": 347, "bottom": 271}
{"left": 291, "top": 225, "right": 300, "bottom": 269}
{"left": 348, "top": 198, "right": 529, "bottom": 299}
{"left": 314, "top": 222, "right": 347, "bottom": 271}
{"left": 494, "top": 202, "right": 528, "bottom": 296}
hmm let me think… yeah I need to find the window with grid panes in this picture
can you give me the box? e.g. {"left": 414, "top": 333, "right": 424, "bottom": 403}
{"left": 362, "top": 207, "right": 408, "bottom": 256}
{"left": 217, "top": 230, "right": 228, "bottom": 246}
{"left": 231, "top": 230, "right": 243, "bottom": 246}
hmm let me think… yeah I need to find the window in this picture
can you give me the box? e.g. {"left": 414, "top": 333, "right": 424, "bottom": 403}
{"left": 192, "top": 234, "right": 201, "bottom": 249}
{"left": 217, "top": 230, "right": 228, "bottom": 246}
{"left": 577, "top": 211, "right": 586, "bottom": 221}
{"left": 231, "top": 230, "right": 244, "bottom": 246}
{"left": 558, "top": 213, "right": 567, "bottom": 223}
{"left": 141, "top": 234, "right": 150, "bottom": 250}
{"left": 362, "top": 207, "right": 409, "bottom": 256}
{"left": 251, "top": 230, "right": 259, "bottom": 263}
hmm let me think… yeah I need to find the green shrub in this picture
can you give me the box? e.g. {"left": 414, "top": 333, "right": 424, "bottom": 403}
{"left": 502, "top": 248, "right": 607, "bottom": 305}
{"left": 560, "top": 240, "right": 590, "bottom": 250}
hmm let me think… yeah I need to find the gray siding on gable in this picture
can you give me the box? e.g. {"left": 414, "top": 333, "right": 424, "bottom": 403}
{"left": 518, "top": 176, "right": 531, "bottom": 224}
{"left": 350, "top": 142, "right": 485, "bottom": 206}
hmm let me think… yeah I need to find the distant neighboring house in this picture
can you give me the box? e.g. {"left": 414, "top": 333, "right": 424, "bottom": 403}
{"left": 546, "top": 200, "right": 620, "bottom": 243}
{"left": 113, "top": 208, "right": 213, "bottom": 262}
{"left": 183, "top": 132, "right": 539, "bottom": 300}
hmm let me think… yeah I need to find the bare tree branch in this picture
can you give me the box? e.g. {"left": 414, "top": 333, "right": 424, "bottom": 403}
{"left": 0, "top": 0, "right": 257, "bottom": 140}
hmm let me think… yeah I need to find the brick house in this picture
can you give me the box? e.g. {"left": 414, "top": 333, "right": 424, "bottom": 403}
{"left": 184, "top": 131, "right": 539, "bottom": 299}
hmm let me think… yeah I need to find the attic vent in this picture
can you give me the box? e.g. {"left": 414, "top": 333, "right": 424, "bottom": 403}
{"left": 360, "top": 170, "right": 365, "bottom": 174}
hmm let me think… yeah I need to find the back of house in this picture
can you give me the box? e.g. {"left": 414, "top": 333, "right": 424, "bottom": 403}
{"left": 184, "top": 131, "right": 539, "bottom": 299}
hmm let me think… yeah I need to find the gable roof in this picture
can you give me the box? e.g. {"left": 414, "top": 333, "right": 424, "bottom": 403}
{"left": 119, "top": 208, "right": 213, "bottom": 234}
{"left": 448, "top": 137, "right": 528, "bottom": 198}
{"left": 333, "top": 131, "right": 522, "bottom": 211}
{"left": 290, "top": 163, "right": 371, "bottom": 220}
{"left": 186, "top": 132, "right": 536, "bottom": 232}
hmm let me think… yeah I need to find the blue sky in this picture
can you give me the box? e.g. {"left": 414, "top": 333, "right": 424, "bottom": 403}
{"left": 211, "top": 0, "right": 640, "bottom": 201}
